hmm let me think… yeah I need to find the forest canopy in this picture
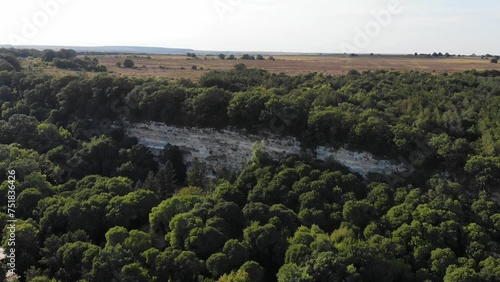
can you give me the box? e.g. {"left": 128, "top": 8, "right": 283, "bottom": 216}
{"left": 0, "top": 49, "right": 500, "bottom": 281}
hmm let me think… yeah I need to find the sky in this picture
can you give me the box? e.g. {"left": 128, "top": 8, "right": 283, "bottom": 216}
{"left": 0, "top": 0, "right": 499, "bottom": 54}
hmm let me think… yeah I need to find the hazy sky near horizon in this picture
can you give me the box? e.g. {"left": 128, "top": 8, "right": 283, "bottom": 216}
{"left": 0, "top": 0, "right": 499, "bottom": 54}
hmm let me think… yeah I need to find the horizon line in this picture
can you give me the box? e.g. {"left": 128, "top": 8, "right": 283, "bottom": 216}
{"left": 0, "top": 44, "right": 495, "bottom": 57}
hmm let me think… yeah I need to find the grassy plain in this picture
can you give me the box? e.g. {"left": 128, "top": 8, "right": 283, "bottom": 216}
{"left": 33, "top": 54, "right": 500, "bottom": 80}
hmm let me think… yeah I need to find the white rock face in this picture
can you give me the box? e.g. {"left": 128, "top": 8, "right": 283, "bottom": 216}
{"left": 125, "top": 122, "right": 406, "bottom": 177}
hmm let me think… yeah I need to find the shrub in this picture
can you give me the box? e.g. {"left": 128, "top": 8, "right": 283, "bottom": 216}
{"left": 52, "top": 58, "right": 78, "bottom": 70}
{"left": 241, "top": 54, "right": 255, "bottom": 60}
{"left": 123, "top": 59, "right": 135, "bottom": 68}
{"left": 234, "top": 63, "right": 247, "bottom": 71}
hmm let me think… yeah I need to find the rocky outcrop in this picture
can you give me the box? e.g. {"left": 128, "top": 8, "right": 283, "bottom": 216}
{"left": 125, "top": 122, "right": 407, "bottom": 177}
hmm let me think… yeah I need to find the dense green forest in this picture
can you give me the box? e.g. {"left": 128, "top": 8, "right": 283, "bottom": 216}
{"left": 1, "top": 48, "right": 500, "bottom": 282}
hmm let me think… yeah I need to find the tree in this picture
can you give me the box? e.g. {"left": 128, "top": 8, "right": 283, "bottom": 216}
{"left": 185, "top": 226, "right": 227, "bottom": 259}
{"left": 277, "top": 263, "right": 312, "bottom": 282}
{"left": 187, "top": 158, "right": 208, "bottom": 189}
{"left": 431, "top": 248, "right": 457, "bottom": 277}
{"left": 248, "top": 167, "right": 299, "bottom": 208}
{"left": 53, "top": 58, "right": 79, "bottom": 70}
{"left": 243, "top": 222, "right": 282, "bottom": 266}
{"left": 156, "top": 161, "right": 178, "bottom": 199}
{"left": 342, "top": 200, "right": 376, "bottom": 229}
{"left": 188, "top": 87, "right": 233, "bottom": 128}
{"left": 223, "top": 239, "right": 249, "bottom": 268}
{"left": 26, "top": 276, "right": 52, "bottom": 282}
{"left": 90, "top": 244, "right": 134, "bottom": 281}
{"left": 17, "top": 188, "right": 44, "bottom": 218}
{"left": 209, "top": 201, "right": 245, "bottom": 237}
{"left": 465, "top": 155, "right": 500, "bottom": 189}
{"left": 149, "top": 195, "right": 202, "bottom": 237}
{"left": 471, "top": 191, "right": 497, "bottom": 226}
{"left": 2, "top": 220, "right": 40, "bottom": 279}
{"left": 367, "top": 182, "right": 392, "bottom": 214}
{"left": 214, "top": 181, "right": 245, "bottom": 206}
{"left": 155, "top": 248, "right": 181, "bottom": 279}
{"left": 491, "top": 59, "right": 498, "bottom": 64}
{"left": 159, "top": 144, "right": 187, "bottom": 183}
{"left": 41, "top": 49, "right": 57, "bottom": 62}
{"left": 239, "top": 261, "right": 264, "bottom": 282}
{"left": 123, "top": 59, "right": 135, "bottom": 68}
{"left": 228, "top": 88, "right": 271, "bottom": 128}
{"left": 479, "top": 257, "right": 500, "bottom": 282}
{"left": 444, "top": 265, "right": 481, "bottom": 282}
{"left": 243, "top": 202, "right": 271, "bottom": 224}
{"left": 168, "top": 212, "right": 203, "bottom": 248}
{"left": 57, "top": 48, "right": 77, "bottom": 59}
{"left": 6, "top": 114, "right": 39, "bottom": 147}
{"left": 308, "top": 106, "right": 350, "bottom": 143}
{"left": 218, "top": 54, "right": 226, "bottom": 60}
{"left": 105, "top": 226, "right": 129, "bottom": 247}
{"left": 121, "top": 263, "right": 150, "bottom": 282}
{"left": 218, "top": 270, "right": 250, "bottom": 282}
{"left": 234, "top": 63, "right": 247, "bottom": 71}
{"left": 0, "top": 59, "right": 14, "bottom": 71}
{"left": 206, "top": 252, "right": 231, "bottom": 278}
{"left": 284, "top": 244, "right": 311, "bottom": 265}
{"left": 0, "top": 53, "right": 21, "bottom": 72}
{"left": 227, "top": 55, "right": 236, "bottom": 60}
{"left": 256, "top": 55, "right": 265, "bottom": 60}
{"left": 123, "top": 230, "right": 152, "bottom": 255}
{"left": 173, "top": 251, "right": 204, "bottom": 281}
{"left": 0, "top": 85, "right": 15, "bottom": 102}
{"left": 384, "top": 203, "right": 413, "bottom": 229}
{"left": 241, "top": 54, "right": 255, "bottom": 60}
{"left": 56, "top": 241, "right": 99, "bottom": 281}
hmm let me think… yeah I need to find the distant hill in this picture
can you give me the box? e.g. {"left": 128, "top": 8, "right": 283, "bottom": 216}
{"left": 0, "top": 45, "right": 194, "bottom": 55}
{"left": 1, "top": 45, "right": 322, "bottom": 56}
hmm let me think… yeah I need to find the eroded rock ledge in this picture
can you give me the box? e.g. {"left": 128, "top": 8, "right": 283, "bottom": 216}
{"left": 125, "top": 122, "right": 407, "bottom": 177}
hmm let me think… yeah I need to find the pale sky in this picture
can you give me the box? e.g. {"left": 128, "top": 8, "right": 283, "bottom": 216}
{"left": 0, "top": 0, "right": 499, "bottom": 54}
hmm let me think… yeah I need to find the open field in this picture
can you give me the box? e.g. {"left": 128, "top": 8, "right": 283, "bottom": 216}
{"left": 100, "top": 55, "right": 500, "bottom": 79}
{"left": 36, "top": 54, "right": 500, "bottom": 80}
